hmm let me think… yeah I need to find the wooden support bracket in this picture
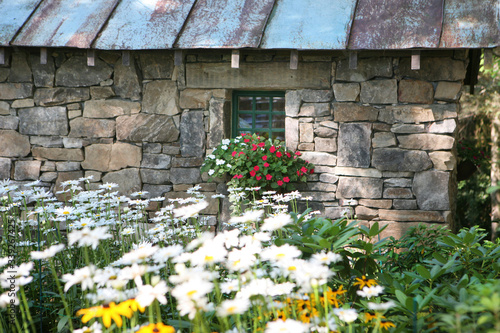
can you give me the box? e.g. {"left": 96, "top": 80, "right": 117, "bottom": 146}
{"left": 40, "top": 48, "right": 47, "bottom": 65}
{"left": 411, "top": 50, "right": 421, "bottom": 70}
{"left": 174, "top": 50, "right": 183, "bottom": 66}
{"left": 290, "top": 50, "right": 299, "bottom": 70}
{"left": 231, "top": 50, "right": 240, "bottom": 69}
{"left": 87, "top": 49, "right": 95, "bottom": 67}
{"left": 349, "top": 51, "right": 358, "bottom": 70}
{"left": 122, "top": 51, "right": 130, "bottom": 66}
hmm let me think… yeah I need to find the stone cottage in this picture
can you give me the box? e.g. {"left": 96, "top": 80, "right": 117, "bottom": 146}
{"left": 0, "top": 0, "right": 498, "bottom": 237}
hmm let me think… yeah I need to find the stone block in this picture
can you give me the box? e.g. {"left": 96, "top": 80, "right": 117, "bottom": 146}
{"left": 428, "top": 119, "right": 457, "bottom": 134}
{"left": 383, "top": 187, "right": 413, "bottom": 199}
{"left": 101, "top": 168, "right": 142, "bottom": 196}
{"left": 0, "top": 130, "right": 30, "bottom": 157}
{"left": 80, "top": 144, "right": 110, "bottom": 170}
{"left": 360, "top": 79, "right": 398, "bottom": 104}
{"left": 116, "top": 114, "right": 179, "bottom": 142}
{"left": 376, "top": 221, "right": 443, "bottom": 239}
{"left": 0, "top": 116, "right": 18, "bottom": 130}
{"left": 383, "top": 171, "right": 414, "bottom": 178}
{"left": 0, "top": 158, "right": 11, "bottom": 179}
{"left": 319, "top": 173, "right": 339, "bottom": 184}
{"left": 0, "top": 101, "right": 9, "bottom": 115}
{"left": 337, "top": 177, "right": 383, "bottom": 199}
{"left": 373, "top": 123, "right": 391, "bottom": 131}
{"left": 391, "top": 124, "right": 426, "bottom": 133}
{"left": 55, "top": 56, "right": 113, "bottom": 87}
{"left": 372, "top": 148, "right": 432, "bottom": 172}
{"left": 11, "top": 99, "right": 34, "bottom": 108}
{"left": 0, "top": 83, "right": 33, "bottom": 100}
{"left": 180, "top": 111, "right": 205, "bottom": 157}
{"left": 398, "top": 79, "right": 434, "bottom": 104}
{"left": 10, "top": 53, "right": 32, "bottom": 83}
{"left": 301, "top": 152, "right": 336, "bottom": 166}
{"left": 173, "top": 183, "right": 216, "bottom": 192}
{"left": 56, "top": 162, "right": 81, "bottom": 172}
{"left": 334, "top": 166, "right": 382, "bottom": 178}
{"left": 29, "top": 54, "right": 55, "bottom": 87}
{"left": 300, "top": 192, "right": 336, "bottom": 201}
{"left": 140, "top": 169, "right": 171, "bottom": 185}
{"left": 384, "top": 178, "right": 412, "bottom": 187}
{"left": 163, "top": 145, "right": 181, "bottom": 155}
{"left": 141, "top": 154, "right": 172, "bottom": 169}
{"left": 186, "top": 62, "right": 331, "bottom": 89}
{"left": 170, "top": 168, "right": 201, "bottom": 184}
{"left": 143, "top": 143, "right": 162, "bottom": 154}
{"left": 318, "top": 120, "right": 338, "bottom": 130}
{"left": 355, "top": 206, "right": 379, "bottom": 220}
{"left": 398, "top": 134, "right": 454, "bottom": 150}
{"left": 0, "top": 68, "right": 8, "bottom": 82}
{"left": 413, "top": 170, "right": 450, "bottom": 210}
{"left": 428, "top": 151, "right": 456, "bottom": 170}
{"left": 208, "top": 98, "right": 228, "bottom": 148}
{"left": 63, "top": 138, "right": 83, "bottom": 149}
{"left": 334, "top": 103, "right": 378, "bottom": 122}
{"left": 140, "top": 52, "right": 174, "bottom": 79}
{"left": 68, "top": 110, "right": 82, "bottom": 119}
{"left": 285, "top": 90, "right": 302, "bottom": 117}
{"left": 337, "top": 123, "right": 371, "bottom": 167}
{"left": 303, "top": 182, "right": 337, "bottom": 192}
{"left": 142, "top": 184, "right": 173, "bottom": 198}
{"left": 336, "top": 57, "right": 393, "bottom": 82}
{"left": 298, "top": 143, "right": 314, "bottom": 151}
{"left": 301, "top": 89, "right": 332, "bottom": 102}
{"left": 325, "top": 206, "right": 353, "bottom": 219}
{"left": 378, "top": 209, "right": 445, "bottom": 222}
{"left": 54, "top": 171, "right": 84, "bottom": 200}
{"left": 34, "top": 87, "right": 89, "bottom": 106}
{"left": 41, "top": 161, "right": 56, "bottom": 172}
{"left": 299, "top": 103, "right": 330, "bottom": 117}
{"left": 313, "top": 165, "right": 336, "bottom": 173}
{"left": 171, "top": 157, "right": 204, "bottom": 168}
{"left": 285, "top": 117, "right": 299, "bottom": 151}
{"left": 83, "top": 100, "right": 140, "bottom": 118}
{"left": 434, "top": 82, "right": 462, "bottom": 101}
{"left": 393, "top": 199, "right": 418, "bottom": 210}
{"left": 358, "top": 199, "right": 392, "bottom": 209}
{"left": 300, "top": 123, "right": 314, "bottom": 143}
{"left": 30, "top": 136, "right": 63, "bottom": 148}
{"left": 179, "top": 89, "right": 214, "bottom": 109}
{"left": 314, "top": 137, "right": 337, "bottom": 152}
{"left": 333, "top": 83, "right": 360, "bottom": 102}
{"left": 19, "top": 107, "right": 68, "bottom": 136}
{"left": 396, "top": 57, "right": 467, "bottom": 81}
{"left": 85, "top": 171, "right": 101, "bottom": 182}
{"left": 372, "top": 132, "right": 396, "bottom": 148}
{"left": 33, "top": 148, "right": 84, "bottom": 161}
{"left": 69, "top": 118, "right": 115, "bottom": 138}
{"left": 40, "top": 172, "right": 57, "bottom": 182}
{"left": 314, "top": 126, "right": 337, "bottom": 138}
{"left": 109, "top": 143, "right": 142, "bottom": 171}
{"left": 114, "top": 57, "right": 141, "bottom": 100}
{"left": 143, "top": 80, "right": 180, "bottom": 116}
{"left": 90, "top": 87, "right": 114, "bottom": 100}
{"left": 379, "top": 104, "right": 458, "bottom": 124}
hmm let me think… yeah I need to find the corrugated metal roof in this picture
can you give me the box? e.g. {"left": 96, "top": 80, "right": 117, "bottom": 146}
{"left": 94, "top": 0, "right": 196, "bottom": 50}
{"left": 13, "top": 0, "right": 119, "bottom": 48}
{"left": 175, "top": 0, "right": 274, "bottom": 48}
{"left": 4, "top": 0, "right": 499, "bottom": 50}
{"left": 260, "top": 0, "right": 357, "bottom": 49}
{"left": 348, "top": 0, "right": 444, "bottom": 49}
{"left": 0, "top": 0, "right": 41, "bottom": 47}
{"left": 439, "top": 0, "right": 499, "bottom": 48}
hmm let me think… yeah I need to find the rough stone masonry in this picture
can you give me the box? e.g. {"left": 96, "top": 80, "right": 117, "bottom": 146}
{"left": 0, "top": 49, "right": 467, "bottom": 237}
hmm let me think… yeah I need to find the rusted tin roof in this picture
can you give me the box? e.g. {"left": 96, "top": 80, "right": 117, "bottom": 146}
{"left": 260, "top": 0, "right": 357, "bottom": 49}
{"left": 94, "top": 0, "right": 196, "bottom": 50}
{"left": 4, "top": 0, "right": 499, "bottom": 50}
{"left": 0, "top": 0, "right": 41, "bottom": 47}
{"left": 176, "top": 0, "right": 275, "bottom": 48}
{"left": 13, "top": 0, "right": 119, "bottom": 48}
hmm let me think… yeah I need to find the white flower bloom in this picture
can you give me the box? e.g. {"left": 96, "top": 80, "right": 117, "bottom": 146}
{"left": 216, "top": 159, "right": 225, "bottom": 165}
{"left": 333, "top": 308, "right": 358, "bottom": 323}
{"left": 229, "top": 210, "right": 264, "bottom": 224}
{"left": 225, "top": 247, "right": 256, "bottom": 272}
{"left": 310, "top": 252, "right": 342, "bottom": 265}
{"left": 208, "top": 169, "right": 215, "bottom": 176}
{"left": 72, "top": 321, "right": 103, "bottom": 333}
{"left": 0, "top": 257, "right": 10, "bottom": 268}
{"left": 217, "top": 298, "right": 250, "bottom": 317}
{"left": 207, "top": 154, "right": 216, "bottom": 160}
{"left": 62, "top": 265, "right": 95, "bottom": 292}
{"left": 0, "top": 291, "right": 19, "bottom": 308}
{"left": 99, "top": 183, "right": 119, "bottom": 189}
{"left": 135, "top": 280, "right": 169, "bottom": 307}
{"left": 119, "top": 264, "right": 148, "bottom": 287}
{"left": 121, "top": 243, "right": 158, "bottom": 264}
{"left": 357, "top": 285, "right": 384, "bottom": 299}
{"left": 31, "top": 244, "right": 65, "bottom": 260}
{"left": 171, "top": 278, "right": 214, "bottom": 302}
{"left": 153, "top": 244, "right": 184, "bottom": 263}
{"left": 260, "top": 244, "right": 301, "bottom": 262}
{"left": 261, "top": 214, "right": 293, "bottom": 231}
{"left": 220, "top": 279, "right": 240, "bottom": 294}
{"left": 68, "top": 226, "right": 112, "bottom": 250}
{"left": 55, "top": 206, "right": 75, "bottom": 216}
{"left": 368, "top": 300, "right": 396, "bottom": 310}
{"left": 190, "top": 238, "right": 228, "bottom": 266}
{"left": 265, "top": 319, "right": 309, "bottom": 333}
{"left": 173, "top": 201, "right": 209, "bottom": 219}
{"left": 221, "top": 139, "right": 231, "bottom": 145}
{"left": 221, "top": 145, "right": 228, "bottom": 150}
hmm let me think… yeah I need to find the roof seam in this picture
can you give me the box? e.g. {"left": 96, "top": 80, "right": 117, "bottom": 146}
{"left": 172, "top": 0, "right": 200, "bottom": 49}
{"left": 345, "top": 0, "right": 360, "bottom": 50}
{"left": 256, "top": 0, "right": 278, "bottom": 49}
{"left": 90, "top": 0, "right": 123, "bottom": 50}
{"left": 9, "top": 0, "right": 45, "bottom": 46}
{"left": 437, "top": 0, "right": 446, "bottom": 48}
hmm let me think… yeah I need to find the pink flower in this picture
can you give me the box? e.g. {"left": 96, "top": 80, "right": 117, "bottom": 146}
{"left": 277, "top": 180, "right": 283, "bottom": 186}
{"left": 254, "top": 166, "right": 260, "bottom": 171}
{"left": 252, "top": 144, "right": 258, "bottom": 151}
{"left": 301, "top": 166, "right": 308, "bottom": 173}
{"left": 262, "top": 155, "right": 268, "bottom": 161}
{"left": 295, "top": 151, "right": 302, "bottom": 156}
{"left": 266, "top": 174, "right": 272, "bottom": 181}
{"left": 276, "top": 152, "right": 282, "bottom": 158}
{"left": 256, "top": 176, "right": 262, "bottom": 180}
{"left": 249, "top": 170, "right": 256, "bottom": 177}
{"left": 258, "top": 142, "right": 265, "bottom": 148}
{"left": 283, "top": 177, "right": 290, "bottom": 183}
{"left": 264, "top": 162, "right": 270, "bottom": 168}
{"left": 244, "top": 139, "right": 250, "bottom": 143}
{"left": 269, "top": 146, "right": 276, "bottom": 153}
{"left": 232, "top": 151, "right": 237, "bottom": 157}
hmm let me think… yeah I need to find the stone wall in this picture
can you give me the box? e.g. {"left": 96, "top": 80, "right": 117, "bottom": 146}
{"left": 0, "top": 49, "right": 467, "bottom": 235}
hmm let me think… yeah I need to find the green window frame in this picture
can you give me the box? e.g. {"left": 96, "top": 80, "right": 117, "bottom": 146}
{"left": 232, "top": 91, "right": 286, "bottom": 140}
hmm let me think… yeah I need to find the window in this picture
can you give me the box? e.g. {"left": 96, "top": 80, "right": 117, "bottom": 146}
{"left": 232, "top": 91, "right": 285, "bottom": 140}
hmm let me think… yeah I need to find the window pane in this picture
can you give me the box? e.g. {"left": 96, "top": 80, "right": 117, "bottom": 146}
{"left": 272, "top": 97, "right": 285, "bottom": 111}
{"left": 272, "top": 114, "right": 285, "bottom": 128}
{"left": 238, "top": 113, "right": 253, "bottom": 128}
{"left": 238, "top": 97, "right": 253, "bottom": 111}
{"left": 272, "top": 132, "right": 285, "bottom": 141}
{"left": 255, "top": 97, "right": 270, "bottom": 111}
{"left": 255, "top": 114, "right": 269, "bottom": 129}
{"left": 255, "top": 131, "right": 270, "bottom": 139}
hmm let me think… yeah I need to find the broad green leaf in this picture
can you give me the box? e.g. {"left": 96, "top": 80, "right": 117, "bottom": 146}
{"left": 416, "top": 265, "right": 431, "bottom": 280}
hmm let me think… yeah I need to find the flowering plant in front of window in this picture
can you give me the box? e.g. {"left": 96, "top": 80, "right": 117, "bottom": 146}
{"left": 201, "top": 134, "right": 314, "bottom": 194}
